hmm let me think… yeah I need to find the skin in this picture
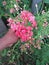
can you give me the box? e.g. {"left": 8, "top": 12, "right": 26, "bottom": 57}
{"left": 0, "top": 29, "right": 17, "bottom": 51}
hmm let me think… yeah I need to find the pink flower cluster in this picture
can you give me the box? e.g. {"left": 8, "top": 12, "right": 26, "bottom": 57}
{"left": 15, "top": 23, "right": 33, "bottom": 42}
{"left": 7, "top": 19, "right": 33, "bottom": 42}
{"left": 20, "top": 10, "right": 37, "bottom": 27}
{"left": 7, "top": 10, "right": 37, "bottom": 42}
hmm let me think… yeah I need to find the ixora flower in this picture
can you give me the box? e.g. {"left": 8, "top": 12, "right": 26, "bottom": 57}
{"left": 7, "top": 10, "right": 37, "bottom": 42}
{"left": 15, "top": 24, "right": 33, "bottom": 42}
{"left": 7, "top": 18, "right": 14, "bottom": 24}
{"left": 20, "top": 10, "right": 37, "bottom": 27}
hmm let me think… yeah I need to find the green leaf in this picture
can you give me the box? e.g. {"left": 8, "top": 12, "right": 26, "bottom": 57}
{"left": 43, "top": 0, "right": 49, "bottom": 3}
{"left": 1, "top": 49, "right": 7, "bottom": 56}
{"left": 28, "top": 22, "right": 32, "bottom": 26}
{"left": 36, "top": 60, "right": 41, "bottom": 65}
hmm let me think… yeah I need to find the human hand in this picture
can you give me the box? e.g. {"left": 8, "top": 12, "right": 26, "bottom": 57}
{"left": 0, "top": 29, "right": 18, "bottom": 50}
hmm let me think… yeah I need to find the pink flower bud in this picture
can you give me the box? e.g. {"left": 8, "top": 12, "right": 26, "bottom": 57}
{"left": 10, "top": 8, "right": 15, "bottom": 13}
{"left": 2, "top": 1, "right": 6, "bottom": 6}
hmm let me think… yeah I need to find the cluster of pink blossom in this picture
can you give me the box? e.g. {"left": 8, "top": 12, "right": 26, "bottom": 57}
{"left": 20, "top": 10, "right": 37, "bottom": 27}
{"left": 15, "top": 23, "right": 33, "bottom": 42}
{"left": 7, "top": 10, "right": 37, "bottom": 42}
{"left": 7, "top": 19, "right": 33, "bottom": 42}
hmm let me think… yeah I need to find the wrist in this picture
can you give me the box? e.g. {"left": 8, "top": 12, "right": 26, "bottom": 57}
{"left": 0, "top": 35, "right": 8, "bottom": 50}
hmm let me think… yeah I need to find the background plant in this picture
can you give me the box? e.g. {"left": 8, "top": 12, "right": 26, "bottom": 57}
{"left": 0, "top": 0, "right": 49, "bottom": 65}
{"left": 0, "top": 0, "right": 32, "bottom": 18}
